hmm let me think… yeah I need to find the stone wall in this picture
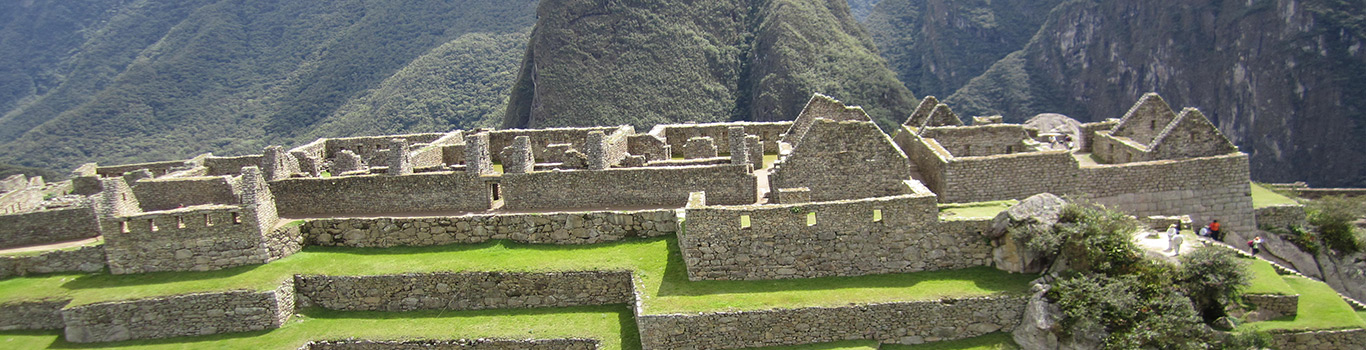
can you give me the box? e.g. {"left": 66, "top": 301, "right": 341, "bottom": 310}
{"left": 770, "top": 119, "right": 912, "bottom": 202}
{"left": 1243, "top": 293, "right": 1298, "bottom": 320}
{"left": 204, "top": 155, "right": 264, "bottom": 176}
{"left": 0, "top": 299, "right": 69, "bottom": 330}
{"left": 302, "top": 209, "right": 678, "bottom": 247}
{"left": 0, "top": 183, "right": 42, "bottom": 214}
{"left": 892, "top": 127, "right": 948, "bottom": 195}
{"left": 302, "top": 339, "right": 598, "bottom": 350}
{"left": 323, "top": 133, "right": 447, "bottom": 166}
{"left": 1255, "top": 204, "right": 1307, "bottom": 230}
{"left": 132, "top": 176, "right": 240, "bottom": 212}
{"left": 499, "top": 165, "right": 756, "bottom": 210}
{"left": 679, "top": 190, "right": 993, "bottom": 280}
{"left": 489, "top": 126, "right": 623, "bottom": 163}
{"left": 100, "top": 206, "right": 270, "bottom": 274}
{"left": 62, "top": 279, "right": 295, "bottom": 343}
{"left": 1079, "top": 154, "right": 1256, "bottom": 235}
{"left": 295, "top": 271, "right": 632, "bottom": 311}
{"left": 1270, "top": 329, "right": 1366, "bottom": 350}
{"left": 0, "top": 206, "right": 101, "bottom": 249}
{"left": 270, "top": 172, "right": 492, "bottom": 216}
{"left": 96, "top": 160, "right": 188, "bottom": 178}
{"left": 1078, "top": 120, "right": 1119, "bottom": 152}
{"left": 653, "top": 122, "right": 790, "bottom": 154}
{"left": 636, "top": 296, "right": 1026, "bottom": 350}
{"left": 920, "top": 125, "right": 1035, "bottom": 157}
{"left": 936, "top": 151, "right": 1077, "bottom": 203}
{"left": 0, "top": 244, "right": 106, "bottom": 278}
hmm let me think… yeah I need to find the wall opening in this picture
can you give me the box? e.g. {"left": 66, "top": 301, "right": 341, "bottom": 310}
{"left": 740, "top": 215, "right": 751, "bottom": 229}
{"left": 231, "top": 212, "right": 242, "bottom": 224}
{"left": 176, "top": 216, "right": 185, "bottom": 228}
{"left": 1150, "top": 120, "right": 1157, "bottom": 130}
{"left": 120, "top": 220, "right": 129, "bottom": 233}
{"left": 148, "top": 219, "right": 158, "bottom": 232}
{"left": 489, "top": 183, "right": 502, "bottom": 201}
{"left": 205, "top": 214, "right": 213, "bottom": 226}
{"left": 873, "top": 209, "right": 883, "bottom": 222}
{"left": 806, "top": 212, "right": 816, "bottom": 226}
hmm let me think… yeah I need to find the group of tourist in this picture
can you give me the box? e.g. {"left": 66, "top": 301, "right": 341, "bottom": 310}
{"left": 1165, "top": 219, "right": 1263, "bottom": 257}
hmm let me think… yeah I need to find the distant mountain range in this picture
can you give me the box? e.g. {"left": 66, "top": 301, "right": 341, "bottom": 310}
{"left": 0, "top": 0, "right": 1361, "bottom": 187}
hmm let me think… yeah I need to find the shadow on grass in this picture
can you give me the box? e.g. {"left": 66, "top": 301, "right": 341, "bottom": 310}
{"left": 61, "top": 263, "right": 264, "bottom": 291}
{"left": 655, "top": 237, "right": 1035, "bottom": 297}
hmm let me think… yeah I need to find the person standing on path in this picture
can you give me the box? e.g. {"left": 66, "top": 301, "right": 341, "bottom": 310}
{"left": 1210, "top": 220, "right": 1222, "bottom": 242}
{"left": 1171, "top": 232, "right": 1185, "bottom": 256}
{"left": 1166, "top": 224, "right": 1179, "bottom": 252}
{"left": 1251, "top": 236, "right": 1263, "bottom": 256}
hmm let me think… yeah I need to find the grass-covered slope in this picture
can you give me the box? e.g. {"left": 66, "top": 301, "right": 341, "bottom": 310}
{"left": 0, "top": 0, "right": 537, "bottom": 172}
{"left": 503, "top": 0, "right": 917, "bottom": 130}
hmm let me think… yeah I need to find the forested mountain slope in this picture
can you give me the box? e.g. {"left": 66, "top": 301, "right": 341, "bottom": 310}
{"left": 866, "top": 0, "right": 1366, "bottom": 187}
{"left": 501, "top": 0, "right": 917, "bottom": 130}
{"left": 0, "top": 0, "right": 536, "bottom": 173}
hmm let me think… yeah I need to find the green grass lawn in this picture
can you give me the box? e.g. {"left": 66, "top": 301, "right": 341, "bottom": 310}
{"left": 1240, "top": 275, "right": 1366, "bottom": 332}
{"left": 882, "top": 333, "right": 1019, "bottom": 350}
{"left": 744, "top": 340, "right": 880, "bottom": 350}
{"left": 938, "top": 200, "right": 1018, "bottom": 220}
{"left": 0, "top": 305, "right": 638, "bottom": 350}
{"left": 1250, "top": 183, "right": 1298, "bottom": 208}
{"left": 1242, "top": 259, "right": 1296, "bottom": 296}
{"left": 0, "top": 237, "right": 1036, "bottom": 314}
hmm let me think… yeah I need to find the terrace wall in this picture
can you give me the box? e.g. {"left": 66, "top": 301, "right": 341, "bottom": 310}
{"left": 1243, "top": 293, "right": 1298, "bottom": 320}
{"left": 302, "top": 339, "right": 599, "bottom": 350}
{"left": 679, "top": 191, "right": 993, "bottom": 280}
{"left": 1270, "top": 329, "right": 1366, "bottom": 350}
{"left": 131, "top": 176, "right": 240, "bottom": 211}
{"left": 0, "top": 299, "right": 69, "bottom": 330}
{"left": 0, "top": 244, "right": 106, "bottom": 278}
{"left": 636, "top": 296, "right": 1027, "bottom": 350}
{"left": 295, "top": 271, "right": 633, "bottom": 311}
{"left": 499, "top": 165, "right": 756, "bottom": 210}
{"left": 1255, "top": 204, "right": 1308, "bottom": 230}
{"left": 270, "top": 172, "right": 492, "bottom": 216}
{"left": 302, "top": 209, "right": 677, "bottom": 247}
{"left": 62, "top": 279, "right": 295, "bottom": 343}
{"left": 100, "top": 206, "right": 269, "bottom": 274}
{"left": 0, "top": 206, "right": 101, "bottom": 249}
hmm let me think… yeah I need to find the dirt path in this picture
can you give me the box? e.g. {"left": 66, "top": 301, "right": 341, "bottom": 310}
{"left": 0, "top": 237, "right": 100, "bottom": 255}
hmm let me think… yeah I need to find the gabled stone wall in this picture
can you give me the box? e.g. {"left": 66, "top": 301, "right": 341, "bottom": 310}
{"left": 770, "top": 119, "right": 912, "bottom": 202}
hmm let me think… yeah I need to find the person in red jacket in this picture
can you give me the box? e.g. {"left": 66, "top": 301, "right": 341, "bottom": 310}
{"left": 1209, "top": 220, "right": 1222, "bottom": 242}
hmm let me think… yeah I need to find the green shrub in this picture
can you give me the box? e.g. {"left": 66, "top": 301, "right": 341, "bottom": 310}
{"left": 1305, "top": 196, "right": 1365, "bottom": 253}
{"left": 1052, "top": 204, "right": 1144, "bottom": 275}
{"left": 1177, "top": 247, "right": 1251, "bottom": 321}
{"left": 1048, "top": 274, "right": 1209, "bottom": 350}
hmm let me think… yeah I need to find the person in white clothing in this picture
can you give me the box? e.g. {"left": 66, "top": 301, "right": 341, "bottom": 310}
{"left": 1166, "top": 224, "right": 1179, "bottom": 252}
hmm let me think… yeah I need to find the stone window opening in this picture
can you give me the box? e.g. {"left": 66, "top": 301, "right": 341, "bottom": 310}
{"left": 1150, "top": 120, "right": 1157, "bottom": 130}
{"left": 806, "top": 212, "right": 816, "bottom": 226}
{"left": 873, "top": 209, "right": 883, "bottom": 223}
{"left": 204, "top": 214, "right": 213, "bottom": 226}
{"left": 489, "top": 183, "right": 502, "bottom": 201}
{"left": 176, "top": 216, "right": 185, "bottom": 229}
{"left": 148, "top": 219, "right": 158, "bottom": 232}
{"left": 120, "top": 220, "right": 129, "bottom": 233}
{"left": 231, "top": 212, "right": 242, "bottom": 225}
{"left": 740, "top": 215, "right": 751, "bottom": 229}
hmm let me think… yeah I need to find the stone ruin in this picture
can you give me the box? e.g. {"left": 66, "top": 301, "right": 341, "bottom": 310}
{"left": 0, "top": 92, "right": 1317, "bottom": 349}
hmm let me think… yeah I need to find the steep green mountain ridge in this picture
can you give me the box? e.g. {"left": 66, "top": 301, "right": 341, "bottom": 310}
{"left": 0, "top": 0, "right": 536, "bottom": 173}
{"left": 502, "top": 0, "right": 916, "bottom": 130}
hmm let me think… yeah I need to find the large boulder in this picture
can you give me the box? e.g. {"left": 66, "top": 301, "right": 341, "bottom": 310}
{"left": 991, "top": 193, "right": 1067, "bottom": 273}
{"left": 1012, "top": 284, "right": 1105, "bottom": 350}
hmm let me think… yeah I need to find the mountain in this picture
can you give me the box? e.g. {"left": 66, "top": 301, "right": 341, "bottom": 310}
{"left": 867, "top": 0, "right": 1366, "bottom": 187}
{"left": 501, "top": 0, "right": 917, "bottom": 130}
{"left": 0, "top": 0, "right": 537, "bottom": 172}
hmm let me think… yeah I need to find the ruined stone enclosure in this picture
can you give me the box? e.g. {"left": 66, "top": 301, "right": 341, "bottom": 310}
{"left": 0, "top": 92, "right": 1282, "bottom": 349}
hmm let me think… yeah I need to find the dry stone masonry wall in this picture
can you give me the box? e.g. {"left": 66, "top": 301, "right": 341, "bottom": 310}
{"left": 0, "top": 206, "right": 100, "bottom": 248}
{"left": 1255, "top": 204, "right": 1307, "bottom": 230}
{"left": 1243, "top": 293, "right": 1299, "bottom": 321}
{"left": 1270, "top": 329, "right": 1366, "bottom": 350}
{"left": 270, "top": 172, "right": 492, "bottom": 216}
{"left": 636, "top": 296, "right": 1026, "bottom": 350}
{"left": 302, "top": 209, "right": 678, "bottom": 247}
{"left": 499, "top": 165, "right": 756, "bottom": 210}
{"left": 302, "top": 339, "right": 599, "bottom": 350}
{"left": 295, "top": 271, "right": 633, "bottom": 311}
{"left": 61, "top": 279, "right": 295, "bottom": 343}
{"left": 0, "top": 244, "right": 106, "bottom": 278}
{"left": 0, "top": 299, "right": 69, "bottom": 330}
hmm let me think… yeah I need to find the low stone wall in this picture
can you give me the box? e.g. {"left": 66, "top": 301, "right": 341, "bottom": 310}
{"left": 271, "top": 171, "right": 492, "bottom": 216}
{"left": 636, "top": 295, "right": 1027, "bottom": 350}
{"left": 204, "top": 155, "right": 263, "bottom": 176}
{"left": 302, "top": 339, "right": 599, "bottom": 350}
{"left": 302, "top": 209, "right": 678, "bottom": 247}
{"left": 1270, "top": 328, "right": 1366, "bottom": 350}
{"left": 1255, "top": 204, "right": 1307, "bottom": 230}
{"left": 132, "top": 176, "right": 240, "bottom": 211}
{"left": 0, "top": 206, "right": 101, "bottom": 249}
{"left": 0, "top": 299, "right": 69, "bottom": 330}
{"left": 101, "top": 206, "right": 271, "bottom": 274}
{"left": 499, "top": 165, "right": 756, "bottom": 211}
{"left": 295, "top": 271, "right": 633, "bottom": 311}
{"left": 62, "top": 279, "right": 295, "bottom": 343}
{"left": 655, "top": 122, "right": 790, "bottom": 154}
{"left": 1243, "top": 293, "right": 1298, "bottom": 320}
{"left": 0, "top": 244, "right": 106, "bottom": 278}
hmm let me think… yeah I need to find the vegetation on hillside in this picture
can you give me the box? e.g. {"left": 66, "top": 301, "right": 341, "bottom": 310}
{"left": 0, "top": 0, "right": 536, "bottom": 172}
{"left": 1305, "top": 196, "right": 1366, "bottom": 254}
{"left": 503, "top": 0, "right": 917, "bottom": 130}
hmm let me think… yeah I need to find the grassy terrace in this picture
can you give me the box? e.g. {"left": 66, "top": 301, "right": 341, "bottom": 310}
{"left": 0, "top": 306, "right": 638, "bottom": 350}
{"left": 938, "top": 200, "right": 1017, "bottom": 220}
{"left": 1240, "top": 275, "right": 1366, "bottom": 332}
{"left": 1250, "top": 183, "right": 1298, "bottom": 208}
{"left": 0, "top": 238, "right": 1036, "bottom": 312}
{"left": 1242, "top": 259, "right": 1297, "bottom": 296}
